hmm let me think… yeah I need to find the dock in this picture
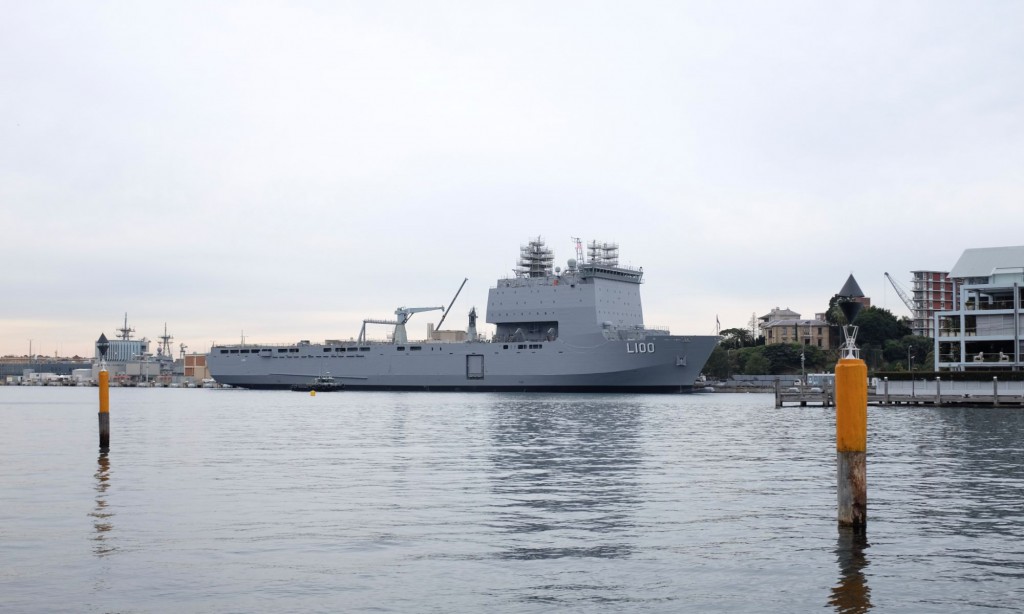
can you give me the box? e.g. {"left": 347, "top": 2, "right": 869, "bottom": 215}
{"left": 870, "top": 377, "right": 1024, "bottom": 407}
{"left": 774, "top": 381, "right": 833, "bottom": 407}
{"left": 774, "top": 377, "right": 1024, "bottom": 408}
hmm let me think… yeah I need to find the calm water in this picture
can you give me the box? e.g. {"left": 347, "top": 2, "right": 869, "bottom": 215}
{"left": 1, "top": 387, "right": 1022, "bottom": 613}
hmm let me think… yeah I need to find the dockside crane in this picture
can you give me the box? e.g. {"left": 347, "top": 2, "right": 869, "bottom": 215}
{"left": 884, "top": 272, "right": 916, "bottom": 317}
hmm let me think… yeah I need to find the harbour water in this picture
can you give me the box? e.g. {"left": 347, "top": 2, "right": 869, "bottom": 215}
{"left": 2, "top": 387, "right": 1022, "bottom": 612}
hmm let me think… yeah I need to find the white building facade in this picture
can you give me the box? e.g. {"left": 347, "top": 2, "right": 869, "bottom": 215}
{"left": 934, "top": 246, "right": 1024, "bottom": 371}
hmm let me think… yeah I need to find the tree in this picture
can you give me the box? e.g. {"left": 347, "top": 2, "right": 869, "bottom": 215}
{"left": 744, "top": 353, "right": 770, "bottom": 375}
{"left": 703, "top": 345, "right": 731, "bottom": 379}
{"left": 719, "top": 327, "right": 753, "bottom": 350}
{"left": 851, "top": 306, "right": 911, "bottom": 348}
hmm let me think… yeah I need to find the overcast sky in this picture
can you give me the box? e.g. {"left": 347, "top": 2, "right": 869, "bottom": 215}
{"left": 3, "top": 1, "right": 1022, "bottom": 358}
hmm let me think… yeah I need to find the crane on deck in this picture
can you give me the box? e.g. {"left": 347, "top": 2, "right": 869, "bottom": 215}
{"left": 884, "top": 272, "right": 916, "bottom": 317}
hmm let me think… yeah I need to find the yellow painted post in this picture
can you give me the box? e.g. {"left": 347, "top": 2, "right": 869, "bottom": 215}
{"left": 836, "top": 357, "right": 867, "bottom": 527}
{"left": 98, "top": 368, "right": 110, "bottom": 450}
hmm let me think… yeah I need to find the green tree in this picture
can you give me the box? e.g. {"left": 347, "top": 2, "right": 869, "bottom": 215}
{"left": 763, "top": 343, "right": 802, "bottom": 374}
{"left": 851, "top": 306, "right": 911, "bottom": 348}
{"left": 744, "top": 352, "right": 770, "bottom": 375}
{"left": 719, "top": 327, "right": 753, "bottom": 349}
{"left": 703, "top": 345, "right": 731, "bottom": 379}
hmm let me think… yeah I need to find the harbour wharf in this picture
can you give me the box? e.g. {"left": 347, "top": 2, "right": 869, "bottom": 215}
{"left": 870, "top": 377, "right": 1024, "bottom": 407}
{"left": 774, "top": 377, "right": 1024, "bottom": 408}
{"left": 774, "top": 381, "right": 833, "bottom": 407}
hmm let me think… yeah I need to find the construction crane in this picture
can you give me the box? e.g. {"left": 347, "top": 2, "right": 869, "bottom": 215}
{"left": 884, "top": 272, "right": 916, "bottom": 317}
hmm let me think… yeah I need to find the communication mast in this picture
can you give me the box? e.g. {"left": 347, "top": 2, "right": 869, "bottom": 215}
{"left": 571, "top": 236, "right": 584, "bottom": 263}
{"left": 516, "top": 237, "right": 554, "bottom": 278}
{"left": 116, "top": 313, "right": 135, "bottom": 340}
{"left": 587, "top": 241, "right": 619, "bottom": 267}
{"left": 158, "top": 323, "right": 173, "bottom": 358}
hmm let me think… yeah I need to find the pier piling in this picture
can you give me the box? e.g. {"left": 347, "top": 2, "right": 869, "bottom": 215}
{"left": 836, "top": 357, "right": 867, "bottom": 527}
{"left": 96, "top": 333, "right": 110, "bottom": 451}
{"left": 98, "top": 369, "right": 110, "bottom": 450}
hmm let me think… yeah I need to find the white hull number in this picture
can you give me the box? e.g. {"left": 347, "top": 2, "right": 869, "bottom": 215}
{"left": 626, "top": 342, "right": 655, "bottom": 354}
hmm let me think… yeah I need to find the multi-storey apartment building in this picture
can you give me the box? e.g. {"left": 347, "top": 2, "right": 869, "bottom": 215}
{"left": 911, "top": 270, "right": 954, "bottom": 337}
{"left": 934, "top": 246, "right": 1024, "bottom": 371}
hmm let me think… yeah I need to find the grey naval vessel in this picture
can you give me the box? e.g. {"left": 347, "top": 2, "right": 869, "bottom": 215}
{"left": 206, "top": 238, "right": 718, "bottom": 392}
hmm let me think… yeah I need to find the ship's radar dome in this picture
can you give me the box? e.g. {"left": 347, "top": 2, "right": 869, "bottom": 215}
{"left": 567, "top": 258, "right": 577, "bottom": 270}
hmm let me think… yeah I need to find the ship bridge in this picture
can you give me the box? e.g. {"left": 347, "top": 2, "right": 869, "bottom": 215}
{"left": 486, "top": 237, "right": 648, "bottom": 342}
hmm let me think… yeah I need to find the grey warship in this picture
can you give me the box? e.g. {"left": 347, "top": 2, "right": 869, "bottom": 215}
{"left": 206, "top": 238, "right": 717, "bottom": 392}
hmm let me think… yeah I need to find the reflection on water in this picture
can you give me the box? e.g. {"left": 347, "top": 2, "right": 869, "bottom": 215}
{"left": 829, "top": 526, "right": 871, "bottom": 613}
{"left": 488, "top": 399, "right": 642, "bottom": 560}
{"left": 91, "top": 452, "right": 116, "bottom": 557}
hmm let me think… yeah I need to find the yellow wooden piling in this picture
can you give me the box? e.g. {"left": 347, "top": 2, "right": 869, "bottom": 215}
{"left": 835, "top": 357, "right": 866, "bottom": 526}
{"left": 98, "top": 369, "right": 110, "bottom": 450}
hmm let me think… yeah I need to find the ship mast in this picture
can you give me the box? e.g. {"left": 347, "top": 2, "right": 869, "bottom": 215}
{"left": 117, "top": 313, "right": 135, "bottom": 341}
{"left": 516, "top": 237, "right": 554, "bottom": 278}
{"left": 158, "top": 323, "right": 173, "bottom": 358}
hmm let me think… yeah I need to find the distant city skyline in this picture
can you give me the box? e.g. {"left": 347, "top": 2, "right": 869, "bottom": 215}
{"left": 4, "top": 1, "right": 1023, "bottom": 357}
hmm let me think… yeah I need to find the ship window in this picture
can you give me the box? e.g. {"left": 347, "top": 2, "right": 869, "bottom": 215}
{"left": 360, "top": 347, "right": 370, "bottom": 352}
{"left": 323, "top": 348, "right": 332, "bottom": 352}
{"left": 230, "top": 349, "right": 239, "bottom": 354}
{"left": 503, "top": 345, "right": 508, "bottom": 349}
{"left": 289, "top": 348, "right": 299, "bottom": 353}
{"left": 410, "top": 346, "right": 422, "bottom": 351}
{"left": 347, "top": 347, "right": 358, "bottom": 352}
{"left": 278, "top": 349, "right": 287, "bottom": 353}
{"left": 220, "top": 349, "right": 228, "bottom": 354}
{"left": 517, "top": 344, "right": 526, "bottom": 349}
{"left": 529, "top": 344, "right": 542, "bottom": 349}
{"left": 396, "top": 346, "right": 405, "bottom": 351}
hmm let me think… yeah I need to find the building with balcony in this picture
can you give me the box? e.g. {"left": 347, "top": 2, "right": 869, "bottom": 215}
{"left": 911, "top": 270, "right": 954, "bottom": 337}
{"left": 934, "top": 246, "right": 1024, "bottom": 371}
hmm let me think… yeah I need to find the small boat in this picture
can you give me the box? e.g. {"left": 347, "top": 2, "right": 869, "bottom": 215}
{"left": 290, "top": 374, "right": 345, "bottom": 392}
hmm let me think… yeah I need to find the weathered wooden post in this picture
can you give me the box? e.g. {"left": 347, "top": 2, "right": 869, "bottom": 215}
{"left": 97, "top": 334, "right": 110, "bottom": 450}
{"left": 993, "top": 376, "right": 999, "bottom": 407}
{"left": 883, "top": 377, "right": 889, "bottom": 405}
{"left": 774, "top": 379, "right": 781, "bottom": 408}
{"left": 836, "top": 276, "right": 867, "bottom": 528}
{"left": 935, "top": 376, "right": 941, "bottom": 406}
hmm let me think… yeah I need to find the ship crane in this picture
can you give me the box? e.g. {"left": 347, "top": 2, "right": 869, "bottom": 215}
{"left": 393, "top": 306, "right": 444, "bottom": 344}
{"left": 884, "top": 272, "right": 916, "bottom": 317}
{"left": 358, "top": 306, "right": 444, "bottom": 344}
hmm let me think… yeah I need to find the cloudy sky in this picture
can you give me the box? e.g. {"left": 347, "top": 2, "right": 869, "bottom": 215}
{"left": 2, "top": 1, "right": 1022, "bottom": 358}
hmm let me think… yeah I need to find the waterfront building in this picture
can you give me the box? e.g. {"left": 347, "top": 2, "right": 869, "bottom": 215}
{"left": 934, "top": 246, "right": 1024, "bottom": 371}
{"left": 760, "top": 308, "right": 832, "bottom": 348}
{"left": 911, "top": 270, "right": 954, "bottom": 337}
{"left": 183, "top": 353, "right": 210, "bottom": 385}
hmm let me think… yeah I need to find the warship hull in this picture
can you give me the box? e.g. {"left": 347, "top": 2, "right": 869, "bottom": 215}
{"left": 207, "top": 237, "right": 717, "bottom": 393}
{"left": 207, "top": 334, "right": 717, "bottom": 392}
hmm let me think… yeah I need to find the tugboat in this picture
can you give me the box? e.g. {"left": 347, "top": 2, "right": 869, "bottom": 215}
{"left": 290, "top": 373, "right": 345, "bottom": 392}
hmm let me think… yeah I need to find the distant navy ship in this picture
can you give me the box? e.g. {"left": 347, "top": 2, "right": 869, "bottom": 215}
{"left": 206, "top": 238, "right": 717, "bottom": 392}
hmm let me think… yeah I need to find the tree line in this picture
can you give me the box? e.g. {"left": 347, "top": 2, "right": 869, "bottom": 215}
{"left": 703, "top": 304, "right": 933, "bottom": 379}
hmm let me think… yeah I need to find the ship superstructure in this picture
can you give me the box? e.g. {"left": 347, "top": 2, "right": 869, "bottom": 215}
{"left": 206, "top": 238, "right": 717, "bottom": 392}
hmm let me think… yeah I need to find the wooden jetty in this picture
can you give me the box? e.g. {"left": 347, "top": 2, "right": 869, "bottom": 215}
{"left": 774, "top": 380, "right": 833, "bottom": 407}
{"left": 775, "top": 376, "right": 1024, "bottom": 408}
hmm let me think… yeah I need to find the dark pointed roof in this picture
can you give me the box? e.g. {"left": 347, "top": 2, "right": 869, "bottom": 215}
{"left": 838, "top": 274, "right": 864, "bottom": 298}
